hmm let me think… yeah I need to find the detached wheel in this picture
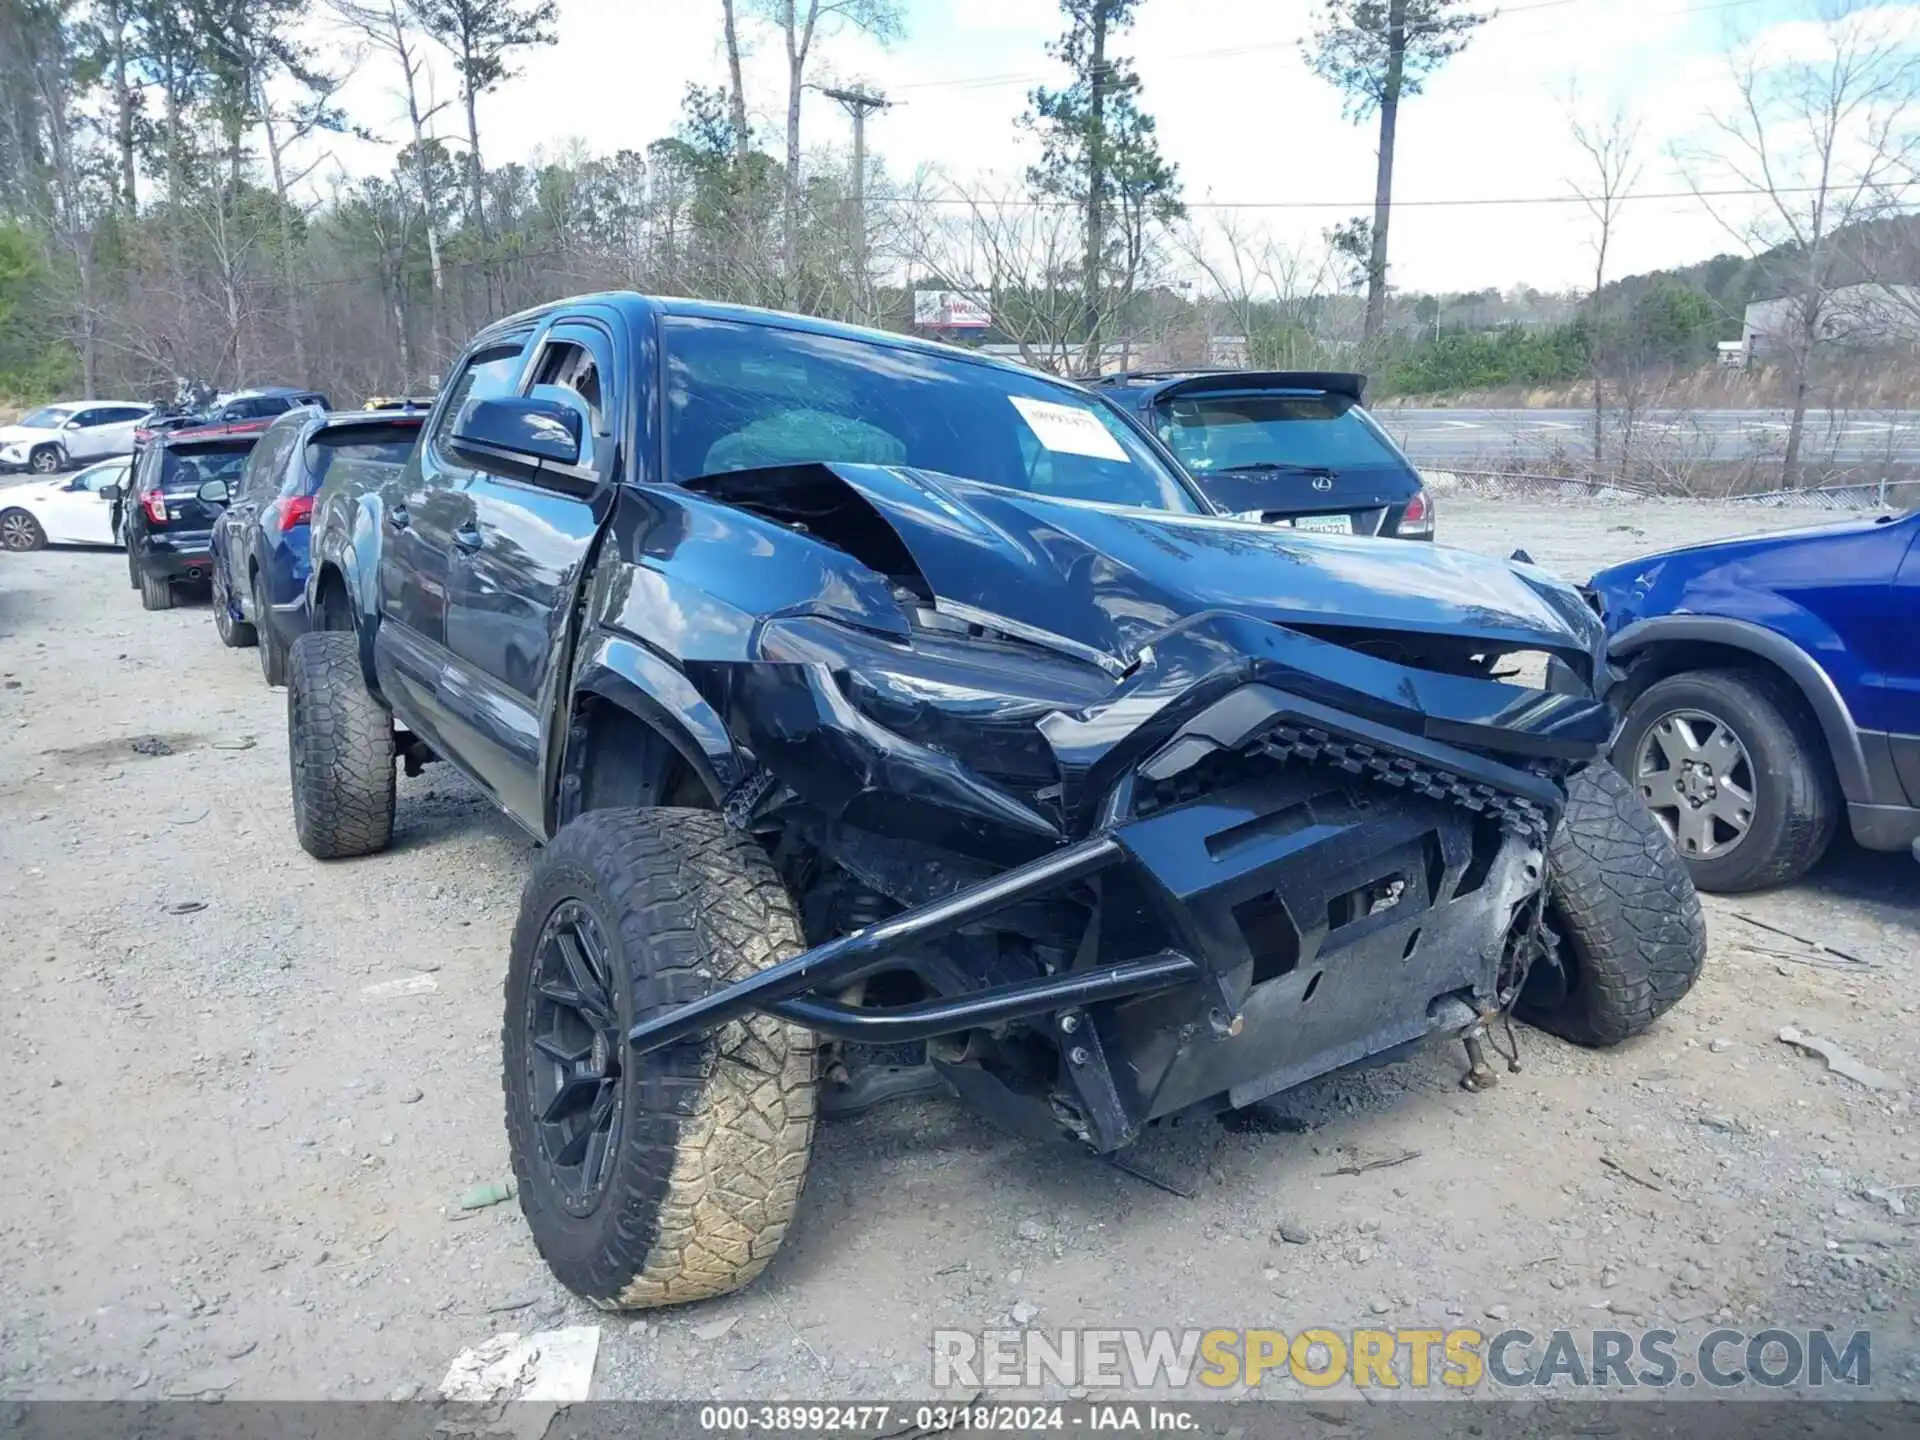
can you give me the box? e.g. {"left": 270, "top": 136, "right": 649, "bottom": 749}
{"left": 212, "top": 566, "right": 256, "bottom": 648}
{"left": 0, "top": 508, "right": 45, "bottom": 551}
{"left": 254, "top": 572, "right": 287, "bottom": 686}
{"left": 505, "top": 808, "right": 818, "bottom": 1310}
{"left": 139, "top": 570, "right": 174, "bottom": 611}
{"left": 1614, "top": 668, "right": 1839, "bottom": 892}
{"left": 1520, "top": 764, "right": 1707, "bottom": 1047}
{"left": 286, "top": 630, "right": 394, "bottom": 859}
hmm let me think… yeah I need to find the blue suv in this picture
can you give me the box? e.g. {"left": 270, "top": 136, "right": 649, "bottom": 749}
{"left": 207, "top": 406, "right": 425, "bottom": 684}
{"left": 1584, "top": 506, "right": 1920, "bottom": 891}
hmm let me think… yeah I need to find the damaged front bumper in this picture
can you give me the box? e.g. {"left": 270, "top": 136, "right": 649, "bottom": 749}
{"left": 633, "top": 616, "right": 1613, "bottom": 1151}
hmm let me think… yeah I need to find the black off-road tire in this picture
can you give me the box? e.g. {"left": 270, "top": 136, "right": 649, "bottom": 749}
{"left": 213, "top": 566, "right": 256, "bottom": 648}
{"left": 504, "top": 808, "right": 818, "bottom": 1310}
{"left": 1521, "top": 764, "right": 1708, "bottom": 1047}
{"left": 1613, "top": 668, "right": 1840, "bottom": 893}
{"left": 254, "top": 573, "right": 287, "bottom": 686}
{"left": 139, "top": 569, "right": 174, "bottom": 611}
{"left": 286, "top": 630, "right": 394, "bottom": 859}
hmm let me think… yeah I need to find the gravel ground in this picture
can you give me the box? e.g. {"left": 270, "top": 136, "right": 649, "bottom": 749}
{"left": 1, "top": 496, "right": 1917, "bottom": 1403}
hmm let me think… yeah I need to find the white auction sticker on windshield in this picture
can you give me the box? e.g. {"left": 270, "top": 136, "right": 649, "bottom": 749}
{"left": 1009, "top": 396, "right": 1129, "bottom": 462}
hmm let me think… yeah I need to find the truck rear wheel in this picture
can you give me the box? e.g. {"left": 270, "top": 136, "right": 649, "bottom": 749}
{"left": 138, "top": 570, "right": 173, "bottom": 611}
{"left": 286, "top": 631, "right": 395, "bottom": 859}
{"left": 504, "top": 808, "right": 818, "bottom": 1309}
{"left": 1520, "top": 764, "right": 1707, "bottom": 1047}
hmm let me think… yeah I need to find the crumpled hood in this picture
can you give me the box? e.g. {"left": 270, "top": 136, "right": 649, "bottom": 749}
{"left": 818, "top": 463, "right": 1602, "bottom": 666}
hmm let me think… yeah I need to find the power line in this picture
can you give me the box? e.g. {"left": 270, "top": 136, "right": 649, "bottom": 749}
{"left": 876, "top": 182, "right": 1900, "bottom": 212}
{"left": 890, "top": 0, "right": 1768, "bottom": 95}
{"left": 290, "top": 177, "right": 1901, "bottom": 293}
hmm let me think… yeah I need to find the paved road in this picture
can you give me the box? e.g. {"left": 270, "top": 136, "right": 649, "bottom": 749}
{"left": 1381, "top": 407, "right": 1920, "bottom": 466}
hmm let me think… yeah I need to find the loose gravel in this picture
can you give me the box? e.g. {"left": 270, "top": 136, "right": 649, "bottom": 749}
{"left": 1, "top": 496, "right": 1915, "bottom": 1401}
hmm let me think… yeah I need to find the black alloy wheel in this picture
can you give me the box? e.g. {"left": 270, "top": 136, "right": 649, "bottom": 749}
{"left": 523, "top": 900, "right": 626, "bottom": 1216}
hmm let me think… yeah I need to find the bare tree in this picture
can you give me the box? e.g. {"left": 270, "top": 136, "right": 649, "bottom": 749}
{"left": 333, "top": 0, "right": 452, "bottom": 362}
{"left": 1176, "top": 215, "right": 1339, "bottom": 370}
{"left": 408, "top": 0, "right": 557, "bottom": 304}
{"left": 1682, "top": 0, "right": 1920, "bottom": 484}
{"left": 753, "top": 0, "right": 902, "bottom": 301}
{"left": 1566, "top": 98, "right": 1641, "bottom": 474}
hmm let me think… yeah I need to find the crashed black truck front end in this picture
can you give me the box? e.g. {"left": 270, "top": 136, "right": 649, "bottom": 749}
{"left": 625, "top": 566, "right": 1616, "bottom": 1152}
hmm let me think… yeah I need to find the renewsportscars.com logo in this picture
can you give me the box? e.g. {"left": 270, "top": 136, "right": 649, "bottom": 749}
{"left": 932, "top": 1327, "right": 1873, "bottom": 1392}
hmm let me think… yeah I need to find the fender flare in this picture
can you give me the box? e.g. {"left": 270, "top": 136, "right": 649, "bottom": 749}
{"left": 304, "top": 496, "right": 386, "bottom": 689}
{"left": 562, "top": 630, "right": 745, "bottom": 829}
{"left": 1609, "top": 614, "right": 1870, "bottom": 803}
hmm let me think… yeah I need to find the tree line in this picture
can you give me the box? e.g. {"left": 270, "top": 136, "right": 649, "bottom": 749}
{"left": 3, "top": 0, "right": 1917, "bottom": 484}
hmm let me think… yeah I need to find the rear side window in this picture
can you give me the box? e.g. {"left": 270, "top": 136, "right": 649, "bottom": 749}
{"left": 1155, "top": 394, "right": 1406, "bottom": 474}
{"left": 241, "top": 421, "right": 305, "bottom": 501}
{"left": 432, "top": 341, "right": 528, "bottom": 453}
{"left": 304, "top": 425, "right": 421, "bottom": 497}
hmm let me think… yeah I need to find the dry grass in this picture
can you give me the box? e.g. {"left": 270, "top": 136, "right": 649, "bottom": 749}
{"left": 1382, "top": 357, "right": 1920, "bottom": 412}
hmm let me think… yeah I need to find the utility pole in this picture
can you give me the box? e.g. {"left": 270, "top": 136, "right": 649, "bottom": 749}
{"left": 819, "top": 84, "right": 892, "bottom": 324}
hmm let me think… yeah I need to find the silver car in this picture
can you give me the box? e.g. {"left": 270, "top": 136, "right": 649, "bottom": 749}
{"left": 0, "top": 401, "right": 154, "bottom": 475}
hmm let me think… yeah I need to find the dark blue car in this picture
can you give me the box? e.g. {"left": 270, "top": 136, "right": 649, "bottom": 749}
{"left": 1089, "top": 370, "right": 1434, "bottom": 539}
{"left": 1585, "top": 506, "right": 1920, "bottom": 891}
{"left": 208, "top": 406, "right": 425, "bottom": 684}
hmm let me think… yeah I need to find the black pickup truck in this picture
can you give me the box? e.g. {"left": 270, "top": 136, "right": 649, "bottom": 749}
{"left": 294, "top": 293, "right": 1704, "bottom": 1312}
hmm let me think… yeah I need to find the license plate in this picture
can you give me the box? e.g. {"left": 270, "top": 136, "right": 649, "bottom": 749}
{"left": 1290, "top": 514, "right": 1353, "bottom": 535}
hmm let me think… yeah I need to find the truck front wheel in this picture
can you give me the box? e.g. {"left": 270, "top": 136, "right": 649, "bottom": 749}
{"left": 1520, "top": 764, "right": 1708, "bottom": 1047}
{"left": 287, "top": 630, "right": 395, "bottom": 859}
{"left": 504, "top": 808, "right": 818, "bottom": 1309}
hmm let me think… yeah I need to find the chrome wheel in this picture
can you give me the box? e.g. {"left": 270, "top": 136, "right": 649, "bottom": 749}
{"left": 28, "top": 447, "right": 60, "bottom": 475}
{"left": 1632, "top": 708, "right": 1757, "bottom": 860}
{"left": 1, "top": 510, "right": 43, "bottom": 551}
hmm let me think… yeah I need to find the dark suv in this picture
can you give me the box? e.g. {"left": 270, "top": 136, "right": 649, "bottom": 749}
{"left": 122, "top": 422, "right": 271, "bottom": 610}
{"left": 289, "top": 293, "right": 1700, "bottom": 1315}
{"left": 207, "top": 407, "right": 423, "bottom": 684}
{"left": 1091, "top": 371, "right": 1433, "bottom": 539}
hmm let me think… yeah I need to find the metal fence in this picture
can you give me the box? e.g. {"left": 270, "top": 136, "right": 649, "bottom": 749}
{"left": 1724, "top": 478, "right": 1920, "bottom": 510}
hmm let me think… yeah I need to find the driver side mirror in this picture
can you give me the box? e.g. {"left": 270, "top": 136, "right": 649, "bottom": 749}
{"left": 449, "top": 395, "right": 592, "bottom": 492}
{"left": 98, "top": 483, "right": 121, "bottom": 504}
{"left": 198, "top": 478, "right": 231, "bottom": 505}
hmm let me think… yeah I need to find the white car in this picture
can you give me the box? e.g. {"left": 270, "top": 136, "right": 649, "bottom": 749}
{"left": 0, "top": 401, "right": 153, "bottom": 475}
{"left": 0, "top": 457, "right": 132, "bottom": 550}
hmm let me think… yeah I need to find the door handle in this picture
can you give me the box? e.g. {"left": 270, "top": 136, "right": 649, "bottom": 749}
{"left": 386, "top": 505, "right": 410, "bottom": 530}
{"left": 451, "top": 524, "right": 484, "bottom": 553}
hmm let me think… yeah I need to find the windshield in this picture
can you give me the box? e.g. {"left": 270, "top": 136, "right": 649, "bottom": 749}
{"left": 664, "top": 316, "right": 1199, "bottom": 513}
{"left": 148, "top": 443, "right": 254, "bottom": 492}
{"left": 1154, "top": 392, "right": 1406, "bottom": 475}
{"left": 19, "top": 406, "right": 75, "bottom": 429}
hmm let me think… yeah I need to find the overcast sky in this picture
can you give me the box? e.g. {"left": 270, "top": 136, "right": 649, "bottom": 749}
{"left": 312, "top": 0, "right": 1909, "bottom": 295}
